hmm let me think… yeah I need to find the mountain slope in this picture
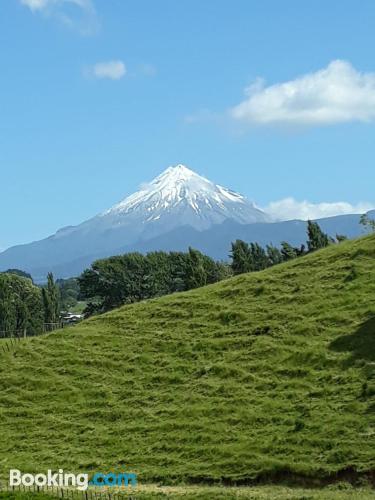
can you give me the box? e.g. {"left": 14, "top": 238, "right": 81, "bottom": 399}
{"left": 27, "top": 211, "right": 373, "bottom": 280}
{"left": 0, "top": 165, "right": 269, "bottom": 279}
{"left": 1, "top": 235, "right": 375, "bottom": 485}
{"left": 118, "top": 211, "right": 372, "bottom": 259}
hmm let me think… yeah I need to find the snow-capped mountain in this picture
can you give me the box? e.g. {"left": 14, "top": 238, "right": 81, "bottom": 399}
{"left": 0, "top": 164, "right": 270, "bottom": 279}
{"left": 101, "top": 164, "right": 270, "bottom": 230}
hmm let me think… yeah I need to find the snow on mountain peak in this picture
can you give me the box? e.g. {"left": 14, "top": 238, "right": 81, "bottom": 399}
{"left": 102, "top": 164, "right": 270, "bottom": 228}
{"left": 161, "top": 163, "right": 196, "bottom": 179}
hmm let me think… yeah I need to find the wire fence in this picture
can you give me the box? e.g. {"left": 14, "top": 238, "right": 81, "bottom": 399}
{"left": 43, "top": 322, "right": 64, "bottom": 333}
{"left": 0, "top": 329, "right": 27, "bottom": 340}
{"left": 0, "top": 323, "right": 63, "bottom": 354}
{"left": 0, "top": 484, "right": 137, "bottom": 499}
{"left": 0, "top": 323, "right": 62, "bottom": 339}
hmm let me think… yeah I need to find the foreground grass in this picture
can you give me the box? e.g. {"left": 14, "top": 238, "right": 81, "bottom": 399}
{"left": 0, "top": 484, "right": 375, "bottom": 499}
{"left": 0, "top": 235, "right": 375, "bottom": 486}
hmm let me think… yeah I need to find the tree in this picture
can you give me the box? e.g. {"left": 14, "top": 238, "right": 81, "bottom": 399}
{"left": 168, "top": 252, "right": 189, "bottom": 292}
{"left": 306, "top": 220, "right": 330, "bottom": 252}
{"left": 208, "top": 260, "right": 233, "bottom": 282}
{"left": 57, "top": 278, "right": 80, "bottom": 310}
{"left": 4, "top": 269, "right": 33, "bottom": 282}
{"left": 0, "top": 274, "right": 44, "bottom": 335}
{"left": 184, "top": 248, "right": 207, "bottom": 289}
{"left": 360, "top": 214, "right": 375, "bottom": 232}
{"left": 296, "top": 244, "right": 307, "bottom": 257}
{"left": 336, "top": 234, "right": 348, "bottom": 243}
{"left": 0, "top": 282, "right": 16, "bottom": 333}
{"left": 280, "top": 242, "right": 298, "bottom": 261}
{"left": 15, "top": 300, "right": 28, "bottom": 332}
{"left": 44, "top": 272, "right": 60, "bottom": 323}
{"left": 42, "top": 287, "right": 52, "bottom": 323}
{"left": 230, "top": 240, "right": 253, "bottom": 275}
{"left": 266, "top": 245, "right": 283, "bottom": 266}
{"left": 249, "top": 243, "right": 269, "bottom": 271}
{"left": 79, "top": 253, "right": 148, "bottom": 314}
{"left": 144, "top": 252, "right": 173, "bottom": 298}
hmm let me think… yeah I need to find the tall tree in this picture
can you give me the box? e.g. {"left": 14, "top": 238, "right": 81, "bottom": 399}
{"left": 144, "top": 251, "right": 172, "bottom": 298}
{"left": 0, "top": 287, "right": 15, "bottom": 333}
{"left": 266, "top": 244, "right": 283, "bottom": 266}
{"left": 230, "top": 240, "right": 252, "bottom": 275}
{"left": 307, "top": 220, "right": 330, "bottom": 252}
{"left": 168, "top": 252, "right": 189, "bottom": 292}
{"left": 0, "top": 274, "right": 44, "bottom": 335}
{"left": 45, "top": 272, "right": 60, "bottom": 323}
{"left": 42, "top": 287, "right": 52, "bottom": 323}
{"left": 249, "top": 243, "right": 269, "bottom": 271}
{"left": 79, "top": 253, "right": 149, "bottom": 313}
{"left": 184, "top": 248, "right": 207, "bottom": 289}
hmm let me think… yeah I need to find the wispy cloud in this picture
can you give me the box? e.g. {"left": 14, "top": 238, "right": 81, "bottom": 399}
{"left": 264, "top": 198, "right": 374, "bottom": 221}
{"left": 20, "top": 0, "right": 99, "bottom": 35}
{"left": 230, "top": 61, "right": 375, "bottom": 127}
{"left": 21, "top": 0, "right": 48, "bottom": 9}
{"left": 20, "top": 0, "right": 93, "bottom": 13}
{"left": 84, "top": 60, "right": 127, "bottom": 80}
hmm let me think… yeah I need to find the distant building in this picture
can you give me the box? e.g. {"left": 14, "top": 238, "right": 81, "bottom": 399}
{"left": 61, "top": 312, "right": 84, "bottom": 325}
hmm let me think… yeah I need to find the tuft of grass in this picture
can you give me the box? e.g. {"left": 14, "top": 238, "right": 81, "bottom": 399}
{"left": 0, "top": 235, "right": 375, "bottom": 488}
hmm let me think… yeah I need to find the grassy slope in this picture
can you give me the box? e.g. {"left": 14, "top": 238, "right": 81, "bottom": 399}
{"left": 0, "top": 235, "right": 375, "bottom": 486}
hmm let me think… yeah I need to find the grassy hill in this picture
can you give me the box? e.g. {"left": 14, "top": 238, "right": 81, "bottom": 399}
{"left": 1, "top": 235, "right": 375, "bottom": 491}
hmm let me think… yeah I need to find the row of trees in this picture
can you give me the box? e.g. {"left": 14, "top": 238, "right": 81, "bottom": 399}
{"left": 79, "top": 249, "right": 231, "bottom": 315}
{"left": 79, "top": 221, "right": 344, "bottom": 316}
{"left": 4, "top": 217, "right": 373, "bottom": 322}
{"left": 0, "top": 271, "right": 60, "bottom": 335}
{"left": 230, "top": 220, "right": 344, "bottom": 275}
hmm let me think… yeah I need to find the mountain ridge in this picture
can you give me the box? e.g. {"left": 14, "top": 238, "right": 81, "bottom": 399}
{"left": 18, "top": 210, "right": 374, "bottom": 281}
{"left": 0, "top": 164, "right": 373, "bottom": 280}
{"left": 0, "top": 164, "right": 269, "bottom": 278}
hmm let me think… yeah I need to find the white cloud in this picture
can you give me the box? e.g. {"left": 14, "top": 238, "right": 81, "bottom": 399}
{"left": 231, "top": 60, "right": 375, "bottom": 126}
{"left": 85, "top": 60, "right": 127, "bottom": 80}
{"left": 21, "top": 0, "right": 91, "bottom": 11}
{"left": 20, "top": 0, "right": 98, "bottom": 35}
{"left": 264, "top": 198, "right": 374, "bottom": 221}
{"left": 21, "top": 0, "right": 49, "bottom": 10}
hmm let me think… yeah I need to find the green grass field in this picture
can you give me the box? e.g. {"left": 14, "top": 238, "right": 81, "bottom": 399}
{"left": 0, "top": 235, "right": 374, "bottom": 493}
{"left": 0, "top": 484, "right": 375, "bottom": 499}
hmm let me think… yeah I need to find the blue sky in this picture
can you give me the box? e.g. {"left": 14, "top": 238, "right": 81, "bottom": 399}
{"left": 1, "top": 0, "right": 375, "bottom": 250}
